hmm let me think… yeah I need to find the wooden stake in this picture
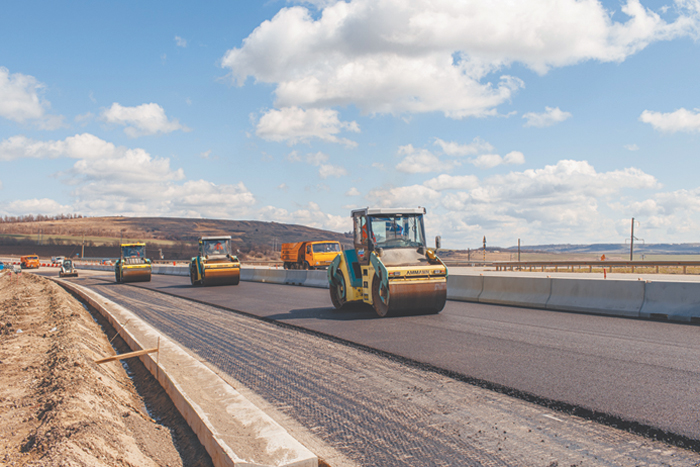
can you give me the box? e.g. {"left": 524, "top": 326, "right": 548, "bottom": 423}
{"left": 95, "top": 347, "right": 158, "bottom": 364}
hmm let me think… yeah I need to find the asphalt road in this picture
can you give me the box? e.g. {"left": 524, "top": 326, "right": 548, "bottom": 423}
{"left": 45, "top": 270, "right": 700, "bottom": 443}
{"left": 50, "top": 273, "right": 700, "bottom": 466}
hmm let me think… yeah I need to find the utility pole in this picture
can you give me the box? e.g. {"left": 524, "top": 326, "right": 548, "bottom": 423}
{"left": 482, "top": 236, "right": 486, "bottom": 262}
{"left": 630, "top": 217, "right": 634, "bottom": 261}
{"left": 518, "top": 238, "right": 521, "bottom": 263}
{"left": 81, "top": 233, "right": 85, "bottom": 259}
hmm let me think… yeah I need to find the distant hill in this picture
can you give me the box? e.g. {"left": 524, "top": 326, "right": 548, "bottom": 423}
{"left": 0, "top": 216, "right": 353, "bottom": 259}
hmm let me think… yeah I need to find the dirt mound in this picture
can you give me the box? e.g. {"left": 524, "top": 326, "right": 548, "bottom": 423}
{"left": 0, "top": 272, "right": 211, "bottom": 466}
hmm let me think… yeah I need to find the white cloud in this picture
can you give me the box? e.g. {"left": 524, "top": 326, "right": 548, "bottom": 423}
{"left": 522, "top": 107, "right": 572, "bottom": 128}
{"left": 0, "top": 67, "right": 63, "bottom": 129}
{"left": 306, "top": 151, "right": 328, "bottom": 165}
{"left": 434, "top": 137, "right": 494, "bottom": 157}
{"left": 319, "top": 164, "right": 348, "bottom": 178}
{"left": 175, "top": 36, "right": 187, "bottom": 47}
{"left": 424, "top": 174, "right": 479, "bottom": 191}
{"left": 100, "top": 102, "right": 189, "bottom": 137}
{"left": 466, "top": 151, "right": 525, "bottom": 169}
{"left": 639, "top": 108, "right": 700, "bottom": 133}
{"left": 255, "top": 106, "right": 359, "bottom": 146}
{"left": 346, "top": 187, "right": 361, "bottom": 196}
{"left": 395, "top": 144, "right": 456, "bottom": 173}
{"left": 503, "top": 151, "right": 525, "bottom": 165}
{"left": 367, "top": 184, "right": 441, "bottom": 208}
{"left": 0, "top": 198, "right": 73, "bottom": 217}
{"left": 222, "top": 0, "right": 699, "bottom": 118}
{"left": 624, "top": 143, "right": 640, "bottom": 151}
{"left": 257, "top": 201, "right": 349, "bottom": 231}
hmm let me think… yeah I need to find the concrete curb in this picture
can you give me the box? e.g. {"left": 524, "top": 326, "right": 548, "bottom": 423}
{"left": 51, "top": 278, "right": 318, "bottom": 467}
{"left": 640, "top": 281, "right": 700, "bottom": 322}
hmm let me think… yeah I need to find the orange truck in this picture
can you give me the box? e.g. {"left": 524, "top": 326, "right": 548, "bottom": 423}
{"left": 281, "top": 241, "right": 341, "bottom": 270}
{"left": 20, "top": 254, "right": 40, "bottom": 269}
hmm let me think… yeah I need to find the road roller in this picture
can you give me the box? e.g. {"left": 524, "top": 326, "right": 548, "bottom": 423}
{"left": 189, "top": 236, "right": 240, "bottom": 286}
{"left": 328, "top": 207, "right": 448, "bottom": 317}
{"left": 115, "top": 242, "right": 152, "bottom": 283}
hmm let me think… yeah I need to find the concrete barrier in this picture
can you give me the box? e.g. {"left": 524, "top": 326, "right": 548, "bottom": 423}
{"left": 479, "top": 276, "right": 551, "bottom": 309}
{"left": 640, "top": 281, "right": 700, "bottom": 323}
{"left": 447, "top": 275, "right": 484, "bottom": 302}
{"left": 303, "top": 271, "right": 329, "bottom": 289}
{"left": 546, "top": 278, "right": 644, "bottom": 318}
{"left": 53, "top": 279, "right": 317, "bottom": 467}
{"left": 284, "top": 270, "right": 308, "bottom": 286}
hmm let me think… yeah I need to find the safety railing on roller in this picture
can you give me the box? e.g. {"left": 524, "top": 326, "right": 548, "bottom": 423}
{"left": 489, "top": 260, "right": 700, "bottom": 275}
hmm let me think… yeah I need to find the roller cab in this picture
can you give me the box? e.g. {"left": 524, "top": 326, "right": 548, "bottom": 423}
{"left": 115, "top": 243, "right": 152, "bottom": 283}
{"left": 328, "top": 207, "right": 448, "bottom": 317}
{"left": 190, "top": 236, "right": 240, "bottom": 286}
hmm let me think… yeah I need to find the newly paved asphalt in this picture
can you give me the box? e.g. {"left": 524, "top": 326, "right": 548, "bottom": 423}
{"left": 56, "top": 270, "right": 700, "bottom": 443}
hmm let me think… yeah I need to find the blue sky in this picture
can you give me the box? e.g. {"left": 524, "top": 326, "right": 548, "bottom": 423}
{"left": 1, "top": 0, "right": 700, "bottom": 248}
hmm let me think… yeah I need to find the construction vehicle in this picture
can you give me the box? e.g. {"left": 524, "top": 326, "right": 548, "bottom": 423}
{"left": 115, "top": 243, "right": 152, "bottom": 283}
{"left": 328, "top": 207, "right": 448, "bottom": 317}
{"left": 20, "top": 255, "right": 40, "bottom": 269}
{"left": 58, "top": 258, "right": 78, "bottom": 278}
{"left": 282, "top": 241, "right": 341, "bottom": 270}
{"left": 190, "top": 236, "right": 240, "bottom": 286}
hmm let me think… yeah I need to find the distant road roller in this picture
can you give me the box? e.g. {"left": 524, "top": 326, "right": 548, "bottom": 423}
{"left": 328, "top": 207, "right": 448, "bottom": 317}
{"left": 115, "top": 243, "right": 152, "bottom": 283}
{"left": 190, "top": 236, "right": 240, "bottom": 286}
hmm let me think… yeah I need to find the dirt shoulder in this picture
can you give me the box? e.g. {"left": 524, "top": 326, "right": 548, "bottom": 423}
{"left": 0, "top": 271, "right": 212, "bottom": 466}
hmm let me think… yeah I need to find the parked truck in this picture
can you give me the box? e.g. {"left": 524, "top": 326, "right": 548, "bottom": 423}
{"left": 281, "top": 241, "right": 341, "bottom": 270}
{"left": 115, "top": 242, "right": 152, "bottom": 283}
{"left": 328, "top": 207, "right": 447, "bottom": 317}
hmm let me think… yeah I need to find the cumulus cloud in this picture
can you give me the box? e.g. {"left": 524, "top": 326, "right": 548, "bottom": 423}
{"left": 257, "top": 201, "right": 348, "bottom": 231}
{"left": 367, "top": 184, "right": 442, "bottom": 208}
{"left": 0, "top": 133, "right": 259, "bottom": 219}
{"left": 639, "top": 108, "right": 700, "bottom": 133}
{"left": 522, "top": 107, "right": 572, "bottom": 127}
{"left": 255, "top": 106, "right": 359, "bottom": 146}
{"left": 100, "top": 103, "right": 190, "bottom": 137}
{"left": 424, "top": 174, "right": 479, "bottom": 191}
{"left": 624, "top": 143, "right": 640, "bottom": 151}
{"left": 395, "top": 145, "right": 456, "bottom": 173}
{"left": 222, "top": 0, "right": 699, "bottom": 118}
{"left": 0, "top": 67, "right": 63, "bottom": 129}
{"left": 467, "top": 151, "right": 525, "bottom": 169}
{"left": 287, "top": 150, "right": 348, "bottom": 179}
{"left": 346, "top": 187, "right": 360, "bottom": 196}
{"left": 175, "top": 36, "right": 187, "bottom": 47}
{"left": 0, "top": 198, "right": 73, "bottom": 217}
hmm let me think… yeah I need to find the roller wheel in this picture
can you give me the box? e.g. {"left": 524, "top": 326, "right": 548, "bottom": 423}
{"left": 371, "top": 276, "right": 392, "bottom": 317}
{"left": 303, "top": 261, "right": 310, "bottom": 270}
{"left": 329, "top": 275, "right": 346, "bottom": 310}
{"left": 189, "top": 263, "right": 201, "bottom": 286}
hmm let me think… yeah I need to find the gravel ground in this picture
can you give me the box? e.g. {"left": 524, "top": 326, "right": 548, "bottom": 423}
{"left": 0, "top": 271, "right": 212, "bottom": 467}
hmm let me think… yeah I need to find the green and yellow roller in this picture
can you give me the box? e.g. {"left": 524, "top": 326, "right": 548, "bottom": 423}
{"left": 115, "top": 243, "right": 152, "bottom": 283}
{"left": 190, "top": 236, "right": 240, "bottom": 286}
{"left": 328, "top": 207, "right": 448, "bottom": 317}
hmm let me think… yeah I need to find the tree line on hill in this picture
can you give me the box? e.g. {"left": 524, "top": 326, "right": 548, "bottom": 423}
{"left": 1, "top": 214, "right": 84, "bottom": 223}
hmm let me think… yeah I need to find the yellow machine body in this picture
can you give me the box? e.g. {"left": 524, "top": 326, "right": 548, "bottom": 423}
{"left": 116, "top": 243, "right": 152, "bottom": 283}
{"left": 328, "top": 207, "right": 448, "bottom": 317}
{"left": 190, "top": 236, "right": 240, "bottom": 286}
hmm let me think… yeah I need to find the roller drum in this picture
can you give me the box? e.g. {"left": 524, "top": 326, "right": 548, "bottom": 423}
{"left": 201, "top": 266, "right": 240, "bottom": 286}
{"left": 375, "top": 279, "right": 447, "bottom": 316}
{"left": 121, "top": 267, "right": 152, "bottom": 283}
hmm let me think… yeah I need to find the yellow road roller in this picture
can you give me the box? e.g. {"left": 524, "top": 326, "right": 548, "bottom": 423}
{"left": 328, "top": 207, "right": 448, "bottom": 317}
{"left": 115, "top": 243, "right": 152, "bottom": 283}
{"left": 189, "top": 236, "right": 240, "bottom": 286}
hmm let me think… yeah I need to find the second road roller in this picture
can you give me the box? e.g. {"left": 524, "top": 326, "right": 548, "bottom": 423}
{"left": 328, "top": 207, "right": 448, "bottom": 317}
{"left": 115, "top": 242, "right": 152, "bottom": 283}
{"left": 189, "top": 236, "right": 241, "bottom": 286}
